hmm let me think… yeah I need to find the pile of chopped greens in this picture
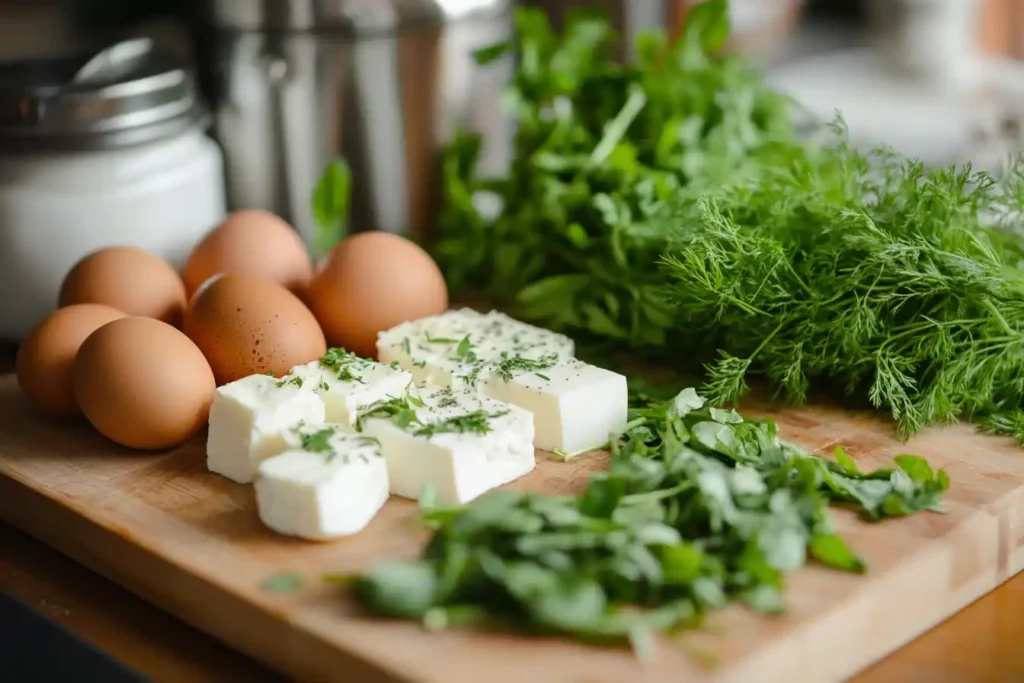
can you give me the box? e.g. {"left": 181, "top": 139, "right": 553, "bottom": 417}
{"left": 350, "top": 388, "right": 949, "bottom": 650}
{"left": 434, "top": 0, "right": 1024, "bottom": 443}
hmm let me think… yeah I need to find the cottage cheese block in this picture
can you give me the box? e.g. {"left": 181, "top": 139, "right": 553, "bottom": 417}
{"left": 206, "top": 374, "right": 326, "bottom": 484}
{"left": 480, "top": 358, "right": 628, "bottom": 453}
{"left": 361, "top": 386, "right": 535, "bottom": 506}
{"left": 377, "top": 308, "right": 575, "bottom": 387}
{"left": 255, "top": 426, "right": 388, "bottom": 540}
{"left": 284, "top": 349, "right": 412, "bottom": 427}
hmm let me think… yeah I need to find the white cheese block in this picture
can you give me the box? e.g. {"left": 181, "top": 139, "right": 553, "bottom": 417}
{"left": 285, "top": 349, "right": 412, "bottom": 427}
{"left": 360, "top": 385, "right": 535, "bottom": 506}
{"left": 255, "top": 426, "right": 389, "bottom": 541}
{"left": 377, "top": 308, "right": 575, "bottom": 387}
{"left": 480, "top": 358, "right": 628, "bottom": 453}
{"left": 206, "top": 374, "right": 325, "bottom": 484}
{"left": 378, "top": 309, "right": 624, "bottom": 452}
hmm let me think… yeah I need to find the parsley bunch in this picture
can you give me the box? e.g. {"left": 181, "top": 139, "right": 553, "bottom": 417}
{"left": 350, "top": 388, "right": 948, "bottom": 650}
{"left": 433, "top": 1, "right": 1024, "bottom": 442}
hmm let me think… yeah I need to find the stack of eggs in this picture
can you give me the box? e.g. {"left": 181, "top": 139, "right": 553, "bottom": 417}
{"left": 15, "top": 211, "right": 448, "bottom": 450}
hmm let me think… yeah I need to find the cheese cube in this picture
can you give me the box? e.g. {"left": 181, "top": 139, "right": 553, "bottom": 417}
{"left": 285, "top": 349, "right": 412, "bottom": 426}
{"left": 480, "top": 358, "right": 628, "bottom": 453}
{"left": 360, "top": 386, "right": 535, "bottom": 506}
{"left": 376, "top": 309, "right": 575, "bottom": 387}
{"left": 378, "top": 309, "right": 624, "bottom": 453}
{"left": 206, "top": 374, "right": 325, "bottom": 484}
{"left": 255, "top": 426, "right": 388, "bottom": 541}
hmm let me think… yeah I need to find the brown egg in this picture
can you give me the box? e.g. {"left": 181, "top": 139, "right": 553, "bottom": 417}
{"left": 59, "top": 246, "right": 187, "bottom": 328}
{"left": 183, "top": 274, "right": 326, "bottom": 385}
{"left": 306, "top": 232, "right": 448, "bottom": 358}
{"left": 183, "top": 209, "right": 314, "bottom": 298}
{"left": 74, "top": 317, "right": 216, "bottom": 450}
{"left": 15, "top": 304, "right": 127, "bottom": 417}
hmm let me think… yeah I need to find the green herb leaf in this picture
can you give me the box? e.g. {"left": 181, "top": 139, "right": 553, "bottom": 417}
{"left": 312, "top": 158, "right": 351, "bottom": 256}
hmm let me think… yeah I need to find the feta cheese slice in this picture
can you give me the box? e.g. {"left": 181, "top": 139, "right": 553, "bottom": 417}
{"left": 285, "top": 348, "right": 412, "bottom": 427}
{"left": 359, "top": 385, "right": 535, "bottom": 506}
{"left": 376, "top": 309, "right": 575, "bottom": 386}
{"left": 255, "top": 425, "right": 388, "bottom": 541}
{"left": 480, "top": 358, "right": 628, "bottom": 453}
{"left": 378, "top": 309, "right": 624, "bottom": 453}
{"left": 206, "top": 373, "right": 325, "bottom": 484}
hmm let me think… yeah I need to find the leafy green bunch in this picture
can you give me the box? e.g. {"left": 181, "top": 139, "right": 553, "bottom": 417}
{"left": 435, "top": 0, "right": 792, "bottom": 347}
{"left": 350, "top": 388, "right": 948, "bottom": 651}
{"left": 433, "top": 0, "right": 1024, "bottom": 442}
{"left": 664, "top": 135, "right": 1024, "bottom": 442}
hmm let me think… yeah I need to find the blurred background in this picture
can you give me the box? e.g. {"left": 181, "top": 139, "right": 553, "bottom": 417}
{"left": 1, "top": 0, "right": 1023, "bottom": 304}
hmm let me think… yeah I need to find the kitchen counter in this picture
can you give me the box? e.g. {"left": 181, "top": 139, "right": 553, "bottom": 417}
{"left": 1, "top": 345, "right": 1022, "bottom": 682}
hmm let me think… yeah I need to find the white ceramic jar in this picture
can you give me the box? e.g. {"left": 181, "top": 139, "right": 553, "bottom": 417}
{"left": 0, "top": 40, "right": 226, "bottom": 341}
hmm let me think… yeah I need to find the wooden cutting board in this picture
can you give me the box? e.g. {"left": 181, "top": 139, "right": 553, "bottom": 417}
{"left": 0, "top": 374, "right": 1022, "bottom": 683}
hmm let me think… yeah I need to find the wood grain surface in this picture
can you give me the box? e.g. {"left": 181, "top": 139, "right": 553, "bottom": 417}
{"left": 1, "top": 370, "right": 1022, "bottom": 683}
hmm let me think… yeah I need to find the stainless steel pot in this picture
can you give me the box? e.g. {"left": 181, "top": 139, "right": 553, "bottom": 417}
{"left": 206, "top": 0, "right": 513, "bottom": 248}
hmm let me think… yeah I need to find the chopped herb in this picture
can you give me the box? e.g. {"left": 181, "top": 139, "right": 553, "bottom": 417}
{"left": 261, "top": 572, "right": 303, "bottom": 594}
{"left": 413, "top": 409, "right": 508, "bottom": 438}
{"left": 276, "top": 375, "right": 303, "bottom": 388}
{"left": 356, "top": 395, "right": 419, "bottom": 432}
{"left": 426, "top": 335, "right": 459, "bottom": 344}
{"left": 299, "top": 427, "right": 337, "bottom": 460}
{"left": 413, "top": 360, "right": 427, "bottom": 369}
{"left": 390, "top": 360, "right": 400, "bottom": 370}
{"left": 266, "top": 371, "right": 275, "bottom": 377}
{"left": 495, "top": 352, "right": 559, "bottom": 382}
{"left": 535, "top": 373, "right": 551, "bottom": 381}
{"left": 452, "top": 335, "right": 477, "bottom": 363}
{"left": 349, "top": 386, "right": 949, "bottom": 651}
{"left": 401, "top": 338, "right": 411, "bottom": 355}
{"left": 317, "top": 378, "right": 331, "bottom": 392}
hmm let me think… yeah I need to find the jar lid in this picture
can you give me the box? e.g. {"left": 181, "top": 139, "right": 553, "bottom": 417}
{"left": 0, "top": 38, "right": 207, "bottom": 152}
{"left": 209, "top": 0, "right": 510, "bottom": 36}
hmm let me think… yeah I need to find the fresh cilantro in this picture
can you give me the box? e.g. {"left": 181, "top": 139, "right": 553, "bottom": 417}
{"left": 349, "top": 387, "right": 948, "bottom": 651}
{"left": 276, "top": 375, "right": 303, "bottom": 388}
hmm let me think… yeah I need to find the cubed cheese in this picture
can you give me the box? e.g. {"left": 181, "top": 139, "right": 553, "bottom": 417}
{"left": 255, "top": 425, "right": 388, "bottom": 540}
{"left": 360, "top": 385, "right": 535, "bottom": 506}
{"left": 206, "top": 374, "right": 325, "bottom": 484}
{"left": 376, "top": 309, "right": 575, "bottom": 387}
{"left": 285, "top": 348, "right": 412, "bottom": 426}
{"left": 378, "top": 310, "right": 624, "bottom": 452}
{"left": 480, "top": 358, "right": 628, "bottom": 453}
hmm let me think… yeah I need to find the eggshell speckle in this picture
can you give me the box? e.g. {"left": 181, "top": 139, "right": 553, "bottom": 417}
{"left": 16, "top": 304, "right": 127, "bottom": 417}
{"left": 306, "top": 232, "right": 448, "bottom": 358}
{"left": 74, "top": 317, "right": 216, "bottom": 450}
{"left": 183, "top": 210, "right": 314, "bottom": 298}
{"left": 59, "top": 246, "right": 187, "bottom": 327}
{"left": 183, "top": 274, "right": 327, "bottom": 385}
